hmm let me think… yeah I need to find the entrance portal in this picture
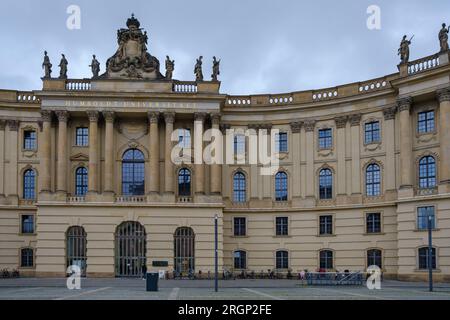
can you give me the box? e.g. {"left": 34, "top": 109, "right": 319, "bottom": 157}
{"left": 115, "top": 221, "right": 146, "bottom": 277}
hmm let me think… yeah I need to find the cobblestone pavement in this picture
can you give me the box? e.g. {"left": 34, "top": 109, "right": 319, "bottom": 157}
{"left": 0, "top": 278, "right": 449, "bottom": 300}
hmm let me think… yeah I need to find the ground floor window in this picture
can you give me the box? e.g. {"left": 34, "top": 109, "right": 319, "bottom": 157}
{"left": 67, "top": 226, "right": 87, "bottom": 276}
{"left": 276, "top": 250, "right": 289, "bottom": 269}
{"left": 319, "top": 250, "right": 333, "bottom": 270}
{"left": 115, "top": 221, "right": 146, "bottom": 277}
{"left": 20, "top": 248, "right": 33, "bottom": 267}
{"left": 418, "top": 247, "right": 436, "bottom": 270}
{"left": 367, "top": 249, "right": 382, "bottom": 268}
{"left": 234, "top": 250, "right": 247, "bottom": 269}
{"left": 174, "top": 227, "right": 195, "bottom": 274}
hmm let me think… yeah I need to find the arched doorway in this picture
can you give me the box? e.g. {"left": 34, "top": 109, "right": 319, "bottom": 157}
{"left": 174, "top": 227, "right": 195, "bottom": 274}
{"left": 66, "top": 226, "right": 87, "bottom": 276}
{"left": 115, "top": 221, "right": 146, "bottom": 277}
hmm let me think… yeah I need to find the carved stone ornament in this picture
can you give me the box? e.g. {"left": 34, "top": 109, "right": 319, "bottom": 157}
{"left": 437, "top": 88, "right": 450, "bottom": 103}
{"left": 210, "top": 113, "right": 221, "bottom": 126}
{"left": 334, "top": 116, "right": 348, "bottom": 129}
{"left": 194, "top": 112, "right": 207, "bottom": 122}
{"left": 303, "top": 120, "right": 316, "bottom": 132}
{"left": 290, "top": 121, "right": 302, "bottom": 133}
{"left": 220, "top": 123, "right": 231, "bottom": 134}
{"left": 55, "top": 110, "right": 69, "bottom": 122}
{"left": 164, "top": 112, "right": 175, "bottom": 124}
{"left": 7, "top": 120, "right": 20, "bottom": 131}
{"left": 87, "top": 111, "right": 100, "bottom": 122}
{"left": 41, "top": 110, "right": 52, "bottom": 122}
{"left": 383, "top": 107, "right": 397, "bottom": 120}
{"left": 103, "top": 14, "right": 163, "bottom": 80}
{"left": 0, "top": 120, "right": 6, "bottom": 130}
{"left": 349, "top": 114, "right": 362, "bottom": 126}
{"left": 147, "top": 112, "right": 160, "bottom": 124}
{"left": 397, "top": 97, "right": 413, "bottom": 112}
{"left": 103, "top": 111, "right": 115, "bottom": 122}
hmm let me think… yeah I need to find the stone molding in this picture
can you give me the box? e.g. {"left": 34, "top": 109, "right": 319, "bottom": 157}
{"left": 290, "top": 121, "right": 302, "bottom": 133}
{"left": 383, "top": 107, "right": 397, "bottom": 120}
{"left": 303, "top": 120, "right": 316, "bottom": 132}
{"left": 334, "top": 116, "right": 348, "bottom": 129}
{"left": 437, "top": 87, "right": 450, "bottom": 103}
{"left": 349, "top": 114, "right": 362, "bottom": 127}
{"left": 7, "top": 120, "right": 20, "bottom": 131}
{"left": 87, "top": 111, "right": 100, "bottom": 122}
{"left": 55, "top": 110, "right": 69, "bottom": 122}
{"left": 164, "top": 112, "right": 175, "bottom": 124}
{"left": 397, "top": 96, "right": 413, "bottom": 112}
{"left": 103, "top": 111, "right": 116, "bottom": 122}
{"left": 147, "top": 112, "right": 160, "bottom": 124}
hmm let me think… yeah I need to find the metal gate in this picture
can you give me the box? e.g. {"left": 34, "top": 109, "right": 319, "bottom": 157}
{"left": 115, "top": 221, "right": 146, "bottom": 277}
{"left": 66, "top": 226, "right": 87, "bottom": 276}
{"left": 174, "top": 227, "right": 195, "bottom": 274}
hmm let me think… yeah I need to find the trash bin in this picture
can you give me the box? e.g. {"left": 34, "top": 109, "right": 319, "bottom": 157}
{"left": 146, "top": 272, "right": 159, "bottom": 292}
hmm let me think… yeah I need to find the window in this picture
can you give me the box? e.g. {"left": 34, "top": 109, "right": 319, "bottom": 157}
{"left": 276, "top": 217, "right": 289, "bottom": 236}
{"left": 275, "top": 172, "right": 288, "bottom": 201}
{"left": 234, "top": 250, "right": 247, "bottom": 269}
{"left": 419, "top": 156, "right": 436, "bottom": 189}
{"left": 417, "top": 111, "right": 435, "bottom": 134}
{"left": 21, "top": 248, "right": 34, "bottom": 267}
{"left": 366, "top": 164, "right": 381, "bottom": 196}
{"left": 21, "top": 215, "right": 34, "bottom": 234}
{"left": 366, "top": 213, "right": 381, "bottom": 234}
{"left": 233, "top": 172, "right": 246, "bottom": 203}
{"left": 23, "top": 130, "right": 36, "bottom": 150}
{"left": 23, "top": 169, "right": 36, "bottom": 200}
{"left": 178, "top": 168, "right": 191, "bottom": 196}
{"left": 367, "top": 249, "right": 382, "bottom": 268}
{"left": 318, "top": 128, "right": 332, "bottom": 149}
{"left": 75, "top": 167, "right": 88, "bottom": 196}
{"left": 276, "top": 250, "right": 289, "bottom": 269}
{"left": 275, "top": 132, "right": 288, "bottom": 153}
{"left": 319, "top": 169, "right": 333, "bottom": 200}
{"left": 364, "top": 121, "right": 380, "bottom": 144}
{"left": 319, "top": 250, "right": 333, "bottom": 270}
{"left": 122, "top": 149, "right": 145, "bottom": 196}
{"left": 174, "top": 227, "right": 195, "bottom": 274}
{"left": 319, "top": 215, "right": 333, "bottom": 235}
{"left": 234, "top": 217, "right": 246, "bottom": 236}
{"left": 76, "top": 127, "right": 89, "bottom": 146}
{"left": 178, "top": 129, "right": 191, "bottom": 148}
{"left": 418, "top": 247, "right": 436, "bottom": 270}
{"left": 67, "top": 226, "right": 87, "bottom": 276}
{"left": 417, "top": 206, "right": 435, "bottom": 230}
{"left": 234, "top": 134, "right": 245, "bottom": 156}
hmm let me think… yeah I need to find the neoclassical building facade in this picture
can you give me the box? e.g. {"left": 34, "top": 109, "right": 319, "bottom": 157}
{"left": 0, "top": 16, "right": 450, "bottom": 281}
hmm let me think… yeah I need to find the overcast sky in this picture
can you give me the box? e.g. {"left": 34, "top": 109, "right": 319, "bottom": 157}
{"left": 0, "top": 0, "right": 449, "bottom": 95}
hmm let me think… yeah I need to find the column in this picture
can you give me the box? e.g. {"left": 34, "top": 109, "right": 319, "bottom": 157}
{"left": 194, "top": 113, "right": 206, "bottom": 195}
{"left": 55, "top": 111, "right": 69, "bottom": 195}
{"left": 304, "top": 120, "right": 316, "bottom": 199}
{"left": 210, "top": 113, "right": 222, "bottom": 195}
{"left": 290, "top": 121, "right": 302, "bottom": 199}
{"left": 87, "top": 111, "right": 99, "bottom": 195}
{"left": 103, "top": 111, "right": 115, "bottom": 194}
{"left": 335, "top": 116, "right": 347, "bottom": 196}
{"left": 397, "top": 97, "right": 413, "bottom": 189}
{"left": 148, "top": 112, "right": 160, "bottom": 194}
{"left": 0, "top": 120, "right": 6, "bottom": 199}
{"left": 39, "top": 111, "right": 52, "bottom": 193}
{"left": 164, "top": 112, "right": 175, "bottom": 194}
{"left": 383, "top": 107, "right": 397, "bottom": 192}
{"left": 350, "top": 114, "right": 362, "bottom": 195}
{"left": 6, "top": 120, "right": 19, "bottom": 201}
{"left": 437, "top": 88, "right": 450, "bottom": 189}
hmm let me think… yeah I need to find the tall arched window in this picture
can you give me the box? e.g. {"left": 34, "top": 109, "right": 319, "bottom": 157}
{"left": 23, "top": 169, "right": 36, "bottom": 200}
{"left": 367, "top": 249, "right": 382, "bottom": 269}
{"left": 178, "top": 168, "right": 191, "bottom": 196}
{"left": 234, "top": 250, "right": 247, "bottom": 269}
{"left": 366, "top": 164, "right": 381, "bottom": 196}
{"left": 66, "top": 226, "right": 87, "bottom": 276}
{"left": 174, "top": 227, "right": 195, "bottom": 273}
{"left": 319, "top": 169, "right": 333, "bottom": 200}
{"left": 233, "top": 172, "right": 246, "bottom": 202}
{"left": 275, "top": 172, "right": 288, "bottom": 202}
{"left": 122, "top": 149, "right": 145, "bottom": 196}
{"left": 75, "top": 167, "right": 88, "bottom": 196}
{"left": 419, "top": 156, "right": 436, "bottom": 189}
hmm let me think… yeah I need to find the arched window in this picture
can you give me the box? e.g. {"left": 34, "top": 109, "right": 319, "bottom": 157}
{"left": 115, "top": 221, "right": 146, "bottom": 277}
{"left": 276, "top": 250, "right": 289, "bottom": 269}
{"left": 233, "top": 172, "right": 246, "bottom": 202}
{"left": 367, "top": 249, "right": 382, "bottom": 269}
{"left": 66, "top": 226, "right": 87, "bottom": 276}
{"left": 75, "top": 167, "right": 88, "bottom": 196}
{"left": 319, "top": 250, "right": 333, "bottom": 270}
{"left": 174, "top": 227, "right": 195, "bottom": 273}
{"left": 20, "top": 248, "right": 34, "bottom": 267}
{"left": 234, "top": 250, "right": 247, "bottom": 269}
{"left": 319, "top": 169, "right": 333, "bottom": 200}
{"left": 178, "top": 168, "right": 191, "bottom": 196}
{"left": 419, "top": 156, "right": 436, "bottom": 189}
{"left": 275, "top": 172, "right": 288, "bottom": 202}
{"left": 418, "top": 247, "right": 436, "bottom": 270}
{"left": 122, "top": 149, "right": 145, "bottom": 196}
{"left": 23, "top": 169, "right": 36, "bottom": 200}
{"left": 366, "top": 164, "right": 381, "bottom": 196}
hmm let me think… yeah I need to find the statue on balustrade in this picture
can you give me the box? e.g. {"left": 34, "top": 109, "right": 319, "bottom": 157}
{"left": 42, "top": 51, "right": 52, "bottom": 78}
{"left": 165, "top": 56, "right": 175, "bottom": 80}
{"left": 58, "top": 54, "right": 68, "bottom": 79}
{"left": 211, "top": 56, "right": 221, "bottom": 82}
{"left": 89, "top": 55, "right": 101, "bottom": 78}
{"left": 398, "top": 35, "right": 413, "bottom": 64}
{"left": 194, "top": 56, "right": 203, "bottom": 81}
{"left": 439, "top": 23, "right": 450, "bottom": 52}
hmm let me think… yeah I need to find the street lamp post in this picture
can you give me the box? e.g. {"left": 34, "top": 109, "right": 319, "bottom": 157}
{"left": 428, "top": 214, "right": 433, "bottom": 292}
{"left": 214, "top": 214, "right": 218, "bottom": 292}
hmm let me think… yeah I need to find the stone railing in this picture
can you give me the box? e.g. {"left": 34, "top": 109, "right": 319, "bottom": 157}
{"left": 416, "top": 187, "right": 438, "bottom": 196}
{"left": 358, "top": 77, "right": 389, "bottom": 93}
{"left": 269, "top": 95, "right": 294, "bottom": 104}
{"left": 173, "top": 81, "right": 198, "bottom": 93}
{"left": 16, "top": 92, "right": 40, "bottom": 104}
{"left": 19, "top": 199, "right": 36, "bottom": 206}
{"left": 312, "top": 88, "right": 339, "bottom": 101}
{"left": 408, "top": 53, "right": 440, "bottom": 75}
{"left": 116, "top": 195, "right": 147, "bottom": 203}
{"left": 67, "top": 196, "right": 86, "bottom": 203}
{"left": 177, "top": 196, "right": 193, "bottom": 203}
{"left": 65, "top": 79, "right": 92, "bottom": 91}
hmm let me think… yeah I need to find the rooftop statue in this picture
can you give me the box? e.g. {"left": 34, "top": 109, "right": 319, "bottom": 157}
{"left": 398, "top": 35, "right": 413, "bottom": 64}
{"left": 194, "top": 56, "right": 203, "bottom": 81}
{"left": 59, "top": 54, "right": 68, "bottom": 79}
{"left": 104, "top": 14, "right": 163, "bottom": 80}
{"left": 165, "top": 56, "right": 175, "bottom": 80}
{"left": 90, "top": 55, "right": 101, "bottom": 78}
{"left": 42, "top": 51, "right": 52, "bottom": 78}
{"left": 211, "top": 56, "right": 220, "bottom": 81}
{"left": 439, "top": 23, "right": 450, "bottom": 52}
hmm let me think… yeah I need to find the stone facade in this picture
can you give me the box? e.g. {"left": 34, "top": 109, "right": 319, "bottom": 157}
{"left": 1, "top": 19, "right": 450, "bottom": 281}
